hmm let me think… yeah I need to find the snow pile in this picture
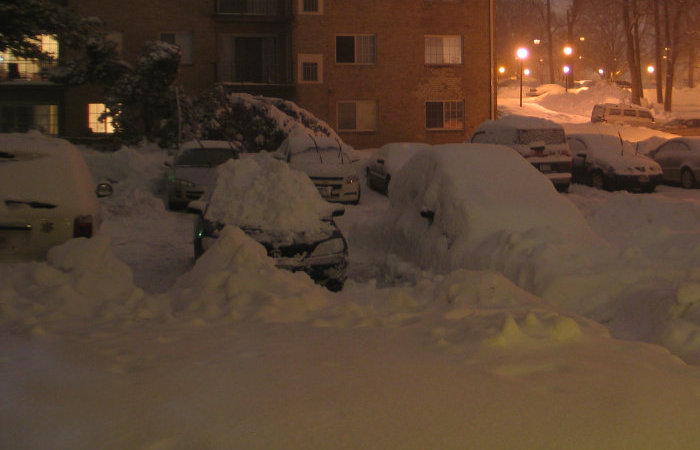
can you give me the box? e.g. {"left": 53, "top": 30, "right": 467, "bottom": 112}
{"left": 0, "top": 235, "right": 161, "bottom": 334}
{"left": 536, "top": 81, "right": 633, "bottom": 117}
{"left": 169, "top": 226, "right": 330, "bottom": 324}
{"left": 205, "top": 154, "right": 338, "bottom": 234}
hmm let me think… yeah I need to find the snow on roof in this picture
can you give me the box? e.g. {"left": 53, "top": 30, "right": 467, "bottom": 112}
{"left": 204, "top": 154, "right": 337, "bottom": 234}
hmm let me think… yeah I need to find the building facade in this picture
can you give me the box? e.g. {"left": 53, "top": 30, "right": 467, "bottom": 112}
{"left": 1, "top": 0, "right": 494, "bottom": 149}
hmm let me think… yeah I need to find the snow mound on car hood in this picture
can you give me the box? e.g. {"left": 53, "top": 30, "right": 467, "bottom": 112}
{"left": 205, "top": 154, "right": 338, "bottom": 234}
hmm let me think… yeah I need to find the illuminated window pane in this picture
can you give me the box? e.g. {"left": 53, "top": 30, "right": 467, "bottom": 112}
{"left": 88, "top": 103, "right": 114, "bottom": 134}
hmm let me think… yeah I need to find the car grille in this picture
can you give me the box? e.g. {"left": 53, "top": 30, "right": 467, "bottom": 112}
{"left": 311, "top": 177, "right": 343, "bottom": 199}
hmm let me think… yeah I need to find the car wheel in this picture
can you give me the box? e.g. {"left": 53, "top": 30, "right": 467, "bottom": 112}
{"left": 681, "top": 168, "right": 696, "bottom": 189}
{"left": 591, "top": 171, "right": 606, "bottom": 190}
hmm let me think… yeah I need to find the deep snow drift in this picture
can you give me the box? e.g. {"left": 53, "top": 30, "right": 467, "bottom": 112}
{"left": 4, "top": 83, "right": 700, "bottom": 448}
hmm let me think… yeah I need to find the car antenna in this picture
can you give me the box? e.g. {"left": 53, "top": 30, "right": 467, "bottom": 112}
{"left": 334, "top": 136, "right": 345, "bottom": 163}
{"left": 309, "top": 134, "right": 323, "bottom": 163}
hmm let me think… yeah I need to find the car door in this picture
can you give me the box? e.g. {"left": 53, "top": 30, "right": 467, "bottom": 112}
{"left": 567, "top": 137, "right": 589, "bottom": 183}
{"left": 654, "top": 141, "right": 687, "bottom": 182}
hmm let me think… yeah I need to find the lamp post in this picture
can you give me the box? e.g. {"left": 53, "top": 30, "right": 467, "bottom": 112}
{"left": 563, "top": 65, "right": 571, "bottom": 93}
{"left": 517, "top": 47, "right": 529, "bottom": 107}
{"left": 563, "top": 45, "right": 573, "bottom": 90}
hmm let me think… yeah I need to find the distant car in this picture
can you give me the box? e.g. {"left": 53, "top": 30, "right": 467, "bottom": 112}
{"left": 275, "top": 133, "right": 361, "bottom": 204}
{"left": 658, "top": 118, "right": 700, "bottom": 136}
{"left": 165, "top": 140, "right": 240, "bottom": 210}
{"left": 470, "top": 115, "right": 572, "bottom": 192}
{"left": 566, "top": 133, "right": 662, "bottom": 192}
{"left": 591, "top": 103, "right": 655, "bottom": 127}
{"left": 648, "top": 137, "right": 700, "bottom": 189}
{"left": 366, "top": 143, "right": 430, "bottom": 194}
{"left": 192, "top": 156, "right": 348, "bottom": 291}
{"left": 0, "top": 133, "right": 112, "bottom": 262}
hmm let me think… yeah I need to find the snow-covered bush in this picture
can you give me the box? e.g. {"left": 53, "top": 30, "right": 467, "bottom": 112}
{"left": 183, "top": 88, "right": 338, "bottom": 153}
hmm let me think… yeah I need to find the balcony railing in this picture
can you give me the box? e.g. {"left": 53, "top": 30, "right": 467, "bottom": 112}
{"left": 216, "top": 0, "right": 278, "bottom": 15}
{"left": 0, "top": 60, "right": 56, "bottom": 82}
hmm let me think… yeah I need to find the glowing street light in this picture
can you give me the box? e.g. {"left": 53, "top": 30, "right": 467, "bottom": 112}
{"left": 524, "top": 68, "right": 531, "bottom": 77}
{"left": 517, "top": 47, "right": 529, "bottom": 107}
{"left": 647, "top": 65, "right": 655, "bottom": 74}
{"left": 563, "top": 65, "right": 571, "bottom": 93}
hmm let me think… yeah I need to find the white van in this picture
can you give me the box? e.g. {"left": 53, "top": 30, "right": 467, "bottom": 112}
{"left": 470, "top": 115, "right": 572, "bottom": 192}
{"left": 591, "top": 103, "right": 655, "bottom": 127}
{"left": 0, "top": 133, "right": 111, "bottom": 262}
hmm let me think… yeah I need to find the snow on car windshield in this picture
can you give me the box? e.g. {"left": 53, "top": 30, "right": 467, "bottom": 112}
{"left": 204, "top": 154, "right": 337, "bottom": 234}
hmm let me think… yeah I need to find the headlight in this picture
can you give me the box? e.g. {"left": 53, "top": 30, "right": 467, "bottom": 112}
{"left": 310, "top": 238, "right": 346, "bottom": 257}
{"left": 175, "top": 179, "right": 196, "bottom": 188}
{"left": 345, "top": 175, "right": 359, "bottom": 184}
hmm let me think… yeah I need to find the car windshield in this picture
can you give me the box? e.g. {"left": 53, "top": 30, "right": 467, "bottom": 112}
{"left": 517, "top": 128, "right": 566, "bottom": 145}
{"left": 290, "top": 147, "right": 348, "bottom": 165}
{"left": 174, "top": 148, "right": 237, "bottom": 167}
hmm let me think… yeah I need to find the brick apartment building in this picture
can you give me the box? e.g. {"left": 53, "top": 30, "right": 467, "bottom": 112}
{"left": 0, "top": 0, "right": 495, "bottom": 149}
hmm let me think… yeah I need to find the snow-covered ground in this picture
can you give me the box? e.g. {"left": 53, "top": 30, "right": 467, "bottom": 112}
{"left": 5, "top": 84, "right": 700, "bottom": 448}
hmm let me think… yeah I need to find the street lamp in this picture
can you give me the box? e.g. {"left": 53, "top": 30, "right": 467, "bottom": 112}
{"left": 563, "top": 65, "right": 571, "bottom": 93}
{"left": 563, "top": 46, "right": 573, "bottom": 90}
{"left": 517, "top": 47, "right": 529, "bottom": 107}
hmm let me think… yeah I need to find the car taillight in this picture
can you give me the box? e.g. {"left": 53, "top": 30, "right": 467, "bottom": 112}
{"left": 73, "top": 215, "right": 93, "bottom": 238}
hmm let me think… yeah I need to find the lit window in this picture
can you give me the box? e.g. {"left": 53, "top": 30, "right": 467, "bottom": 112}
{"left": 336, "top": 35, "right": 376, "bottom": 64}
{"left": 88, "top": 104, "right": 114, "bottom": 134}
{"left": 160, "top": 31, "right": 193, "bottom": 65}
{"left": 426, "top": 101, "right": 464, "bottom": 130}
{"left": 425, "top": 35, "right": 462, "bottom": 65}
{"left": 338, "top": 101, "right": 377, "bottom": 132}
{"left": 298, "top": 54, "right": 322, "bottom": 83}
{"left": 0, "top": 34, "right": 58, "bottom": 81}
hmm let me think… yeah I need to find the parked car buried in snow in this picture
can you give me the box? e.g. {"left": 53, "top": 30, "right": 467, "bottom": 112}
{"left": 165, "top": 140, "right": 240, "bottom": 210}
{"left": 470, "top": 115, "right": 572, "bottom": 192}
{"left": 657, "top": 118, "right": 700, "bottom": 136}
{"left": 192, "top": 155, "right": 348, "bottom": 291}
{"left": 566, "top": 133, "right": 662, "bottom": 192}
{"left": 648, "top": 137, "right": 700, "bottom": 189}
{"left": 366, "top": 142, "right": 431, "bottom": 195}
{"left": 275, "top": 133, "right": 361, "bottom": 204}
{"left": 0, "top": 132, "right": 112, "bottom": 262}
{"left": 590, "top": 103, "right": 655, "bottom": 127}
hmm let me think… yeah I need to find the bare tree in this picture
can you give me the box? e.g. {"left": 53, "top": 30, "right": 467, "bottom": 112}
{"left": 623, "top": 0, "right": 644, "bottom": 104}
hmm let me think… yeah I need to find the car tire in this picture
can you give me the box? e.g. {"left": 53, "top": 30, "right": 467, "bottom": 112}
{"left": 591, "top": 171, "right": 606, "bottom": 190}
{"left": 681, "top": 168, "right": 696, "bottom": 189}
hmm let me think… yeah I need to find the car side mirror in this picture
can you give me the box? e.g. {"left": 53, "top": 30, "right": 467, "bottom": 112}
{"left": 96, "top": 183, "right": 113, "bottom": 198}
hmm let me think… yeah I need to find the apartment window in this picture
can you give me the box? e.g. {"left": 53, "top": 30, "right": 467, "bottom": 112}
{"left": 425, "top": 35, "right": 462, "bottom": 65}
{"left": 336, "top": 35, "right": 376, "bottom": 64}
{"left": 338, "top": 101, "right": 377, "bottom": 132}
{"left": 299, "top": 0, "right": 322, "bottom": 13}
{"left": 217, "top": 0, "right": 277, "bottom": 15}
{"left": 219, "top": 35, "right": 278, "bottom": 83}
{"left": 0, "top": 104, "right": 57, "bottom": 135}
{"left": 160, "top": 32, "right": 193, "bottom": 65}
{"left": 88, "top": 103, "right": 114, "bottom": 134}
{"left": 426, "top": 101, "right": 464, "bottom": 130}
{"left": 298, "top": 54, "right": 322, "bottom": 83}
{"left": 0, "top": 34, "right": 58, "bottom": 81}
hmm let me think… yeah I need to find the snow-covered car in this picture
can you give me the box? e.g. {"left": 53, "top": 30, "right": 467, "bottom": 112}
{"left": 275, "top": 132, "right": 361, "bottom": 204}
{"left": 648, "top": 137, "right": 700, "bottom": 189}
{"left": 658, "top": 118, "right": 700, "bottom": 136}
{"left": 591, "top": 103, "right": 655, "bottom": 127}
{"left": 366, "top": 142, "right": 430, "bottom": 195}
{"left": 566, "top": 133, "right": 662, "bottom": 192}
{"left": 192, "top": 155, "right": 348, "bottom": 291}
{"left": 384, "top": 143, "right": 605, "bottom": 278}
{"left": 470, "top": 115, "right": 572, "bottom": 192}
{"left": 0, "top": 132, "right": 112, "bottom": 262}
{"left": 165, "top": 140, "right": 240, "bottom": 209}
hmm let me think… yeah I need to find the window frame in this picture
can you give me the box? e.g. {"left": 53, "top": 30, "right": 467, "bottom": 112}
{"left": 297, "top": 53, "right": 323, "bottom": 83}
{"left": 424, "top": 35, "right": 463, "bottom": 66}
{"left": 337, "top": 100, "right": 378, "bottom": 132}
{"left": 87, "top": 103, "right": 115, "bottom": 134}
{"left": 298, "top": 0, "right": 323, "bottom": 14}
{"left": 335, "top": 34, "right": 377, "bottom": 65}
{"left": 425, "top": 100, "right": 465, "bottom": 131}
